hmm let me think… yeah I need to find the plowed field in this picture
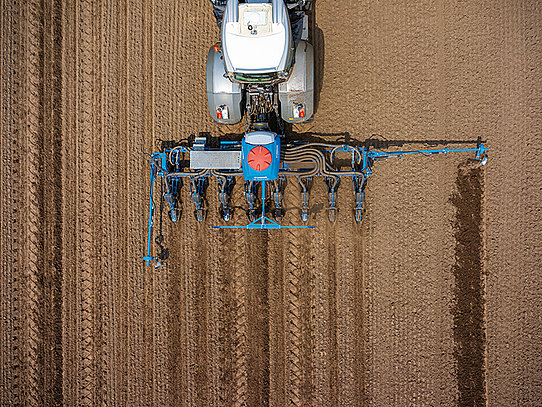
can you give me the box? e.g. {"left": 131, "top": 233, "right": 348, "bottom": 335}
{"left": 1, "top": 0, "right": 541, "bottom": 406}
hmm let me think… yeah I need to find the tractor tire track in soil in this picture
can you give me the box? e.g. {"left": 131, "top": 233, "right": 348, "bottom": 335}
{"left": 206, "top": 206, "right": 227, "bottom": 407}
{"left": 74, "top": 1, "right": 97, "bottom": 405}
{"left": 2, "top": 0, "right": 542, "bottom": 405}
{"left": 231, "top": 229, "right": 249, "bottom": 407}
{"left": 245, "top": 231, "right": 270, "bottom": 406}
{"left": 331, "top": 178, "right": 365, "bottom": 407}
{"left": 1, "top": 2, "right": 24, "bottom": 405}
{"left": 41, "top": 0, "right": 64, "bottom": 405}
{"left": 21, "top": 1, "right": 44, "bottom": 405}
{"left": 267, "top": 230, "right": 286, "bottom": 407}
{"left": 283, "top": 182, "right": 304, "bottom": 407}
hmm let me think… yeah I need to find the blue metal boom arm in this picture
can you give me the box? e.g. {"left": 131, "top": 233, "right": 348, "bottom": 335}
{"left": 144, "top": 159, "right": 157, "bottom": 266}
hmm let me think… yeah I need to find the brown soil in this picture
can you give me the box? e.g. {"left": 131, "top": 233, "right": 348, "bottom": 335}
{"left": 1, "top": 0, "right": 541, "bottom": 406}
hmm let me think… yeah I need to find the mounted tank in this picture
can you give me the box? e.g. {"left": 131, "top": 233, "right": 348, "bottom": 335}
{"left": 241, "top": 131, "right": 280, "bottom": 181}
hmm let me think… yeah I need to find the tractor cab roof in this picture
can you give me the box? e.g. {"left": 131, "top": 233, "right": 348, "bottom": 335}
{"left": 221, "top": 0, "right": 292, "bottom": 74}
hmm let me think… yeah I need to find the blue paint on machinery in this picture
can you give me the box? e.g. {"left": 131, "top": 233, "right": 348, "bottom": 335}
{"left": 241, "top": 131, "right": 281, "bottom": 181}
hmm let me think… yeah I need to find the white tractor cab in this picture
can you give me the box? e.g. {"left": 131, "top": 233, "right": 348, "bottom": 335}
{"left": 207, "top": 0, "right": 313, "bottom": 129}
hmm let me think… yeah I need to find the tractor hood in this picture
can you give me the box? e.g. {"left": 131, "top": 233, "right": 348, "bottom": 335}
{"left": 221, "top": 0, "right": 292, "bottom": 74}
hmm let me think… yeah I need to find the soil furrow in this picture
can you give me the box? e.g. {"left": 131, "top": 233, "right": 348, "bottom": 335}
{"left": 213, "top": 231, "right": 235, "bottom": 406}
{"left": 210, "top": 177, "right": 248, "bottom": 407}
{"left": 60, "top": 0, "right": 78, "bottom": 401}
{"left": 283, "top": 178, "right": 304, "bottom": 407}
{"left": 298, "top": 229, "right": 314, "bottom": 406}
{"left": 92, "top": 2, "right": 106, "bottom": 405}
{"left": 76, "top": 1, "right": 97, "bottom": 405}
{"left": 21, "top": 1, "right": 44, "bottom": 405}
{"left": 109, "top": 0, "right": 130, "bottom": 404}
{"left": 334, "top": 181, "right": 364, "bottom": 406}
{"left": 486, "top": 1, "right": 542, "bottom": 404}
{"left": 232, "top": 229, "right": 249, "bottom": 407}
{"left": 208, "top": 251, "right": 224, "bottom": 407}
{"left": 143, "top": 2, "right": 172, "bottom": 404}
{"left": 325, "top": 221, "right": 339, "bottom": 405}
{"left": 175, "top": 191, "right": 203, "bottom": 406}
{"left": 204, "top": 183, "right": 231, "bottom": 406}
{"left": 99, "top": 0, "right": 116, "bottom": 404}
{"left": 40, "top": 0, "right": 63, "bottom": 404}
{"left": 308, "top": 219, "right": 332, "bottom": 406}
{"left": 125, "top": 1, "right": 153, "bottom": 402}
{"left": 267, "top": 230, "right": 286, "bottom": 407}
{"left": 286, "top": 229, "right": 302, "bottom": 407}
{"left": 167, "top": 191, "right": 192, "bottom": 406}
{"left": 246, "top": 231, "right": 270, "bottom": 406}
{"left": 100, "top": 1, "right": 122, "bottom": 401}
{"left": 194, "top": 227, "right": 211, "bottom": 406}
{"left": 1, "top": 1, "right": 23, "bottom": 405}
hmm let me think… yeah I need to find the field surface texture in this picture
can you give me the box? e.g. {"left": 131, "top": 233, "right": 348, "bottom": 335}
{"left": 1, "top": 0, "right": 541, "bottom": 406}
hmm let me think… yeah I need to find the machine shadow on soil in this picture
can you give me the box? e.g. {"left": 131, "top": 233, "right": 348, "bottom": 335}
{"left": 451, "top": 164, "right": 485, "bottom": 406}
